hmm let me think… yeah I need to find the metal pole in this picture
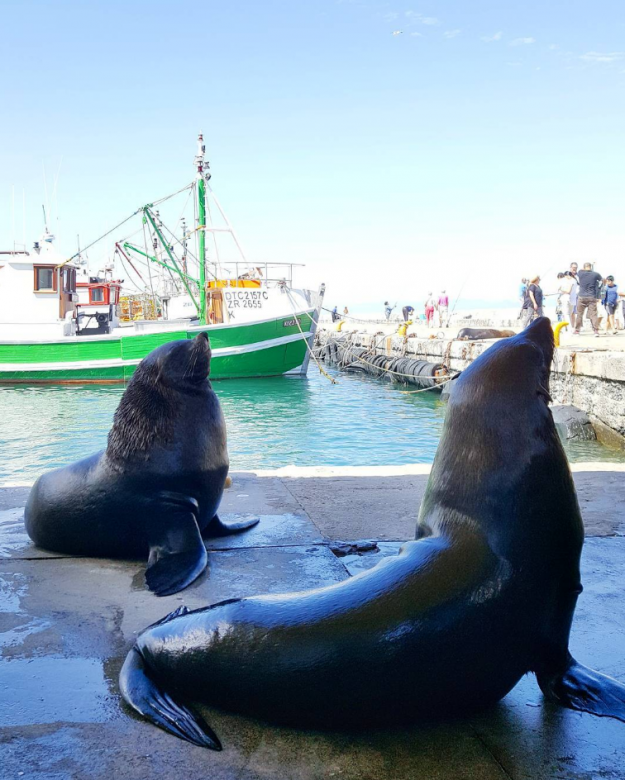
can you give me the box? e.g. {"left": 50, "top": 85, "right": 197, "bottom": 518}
{"left": 195, "top": 134, "right": 209, "bottom": 325}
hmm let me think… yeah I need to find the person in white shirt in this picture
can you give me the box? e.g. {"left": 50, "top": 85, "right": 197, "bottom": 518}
{"left": 558, "top": 272, "right": 576, "bottom": 325}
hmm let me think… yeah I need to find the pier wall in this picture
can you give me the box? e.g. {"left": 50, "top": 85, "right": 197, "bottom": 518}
{"left": 316, "top": 329, "right": 625, "bottom": 443}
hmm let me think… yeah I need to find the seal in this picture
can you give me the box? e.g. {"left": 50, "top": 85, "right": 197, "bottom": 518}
{"left": 456, "top": 327, "right": 516, "bottom": 340}
{"left": 119, "top": 318, "right": 625, "bottom": 749}
{"left": 25, "top": 333, "right": 258, "bottom": 597}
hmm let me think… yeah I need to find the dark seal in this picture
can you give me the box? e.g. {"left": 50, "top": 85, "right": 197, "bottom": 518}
{"left": 119, "top": 318, "right": 625, "bottom": 749}
{"left": 456, "top": 327, "right": 516, "bottom": 340}
{"left": 25, "top": 333, "right": 258, "bottom": 596}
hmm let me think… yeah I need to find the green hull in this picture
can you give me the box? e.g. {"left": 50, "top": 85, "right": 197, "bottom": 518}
{"left": 0, "top": 312, "right": 314, "bottom": 383}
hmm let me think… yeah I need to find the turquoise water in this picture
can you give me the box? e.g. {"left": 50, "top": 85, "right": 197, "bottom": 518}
{"left": 0, "top": 368, "right": 622, "bottom": 484}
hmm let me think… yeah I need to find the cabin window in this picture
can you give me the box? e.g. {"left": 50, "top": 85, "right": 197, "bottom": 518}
{"left": 90, "top": 287, "right": 105, "bottom": 303}
{"left": 34, "top": 265, "right": 57, "bottom": 292}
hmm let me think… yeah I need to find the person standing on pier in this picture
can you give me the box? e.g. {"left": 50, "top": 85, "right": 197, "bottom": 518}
{"left": 574, "top": 263, "right": 603, "bottom": 337}
{"left": 602, "top": 276, "right": 622, "bottom": 335}
{"left": 558, "top": 272, "right": 576, "bottom": 324}
{"left": 521, "top": 275, "right": 543, "bottom": 326}
{"left": 518, "top": 278, "right": 528, "bottom": 318}
{"left": 384, "top": 301, "right": 395, "bottom": 320}
{"left": 402, "top": 304, "right": 415, "bottom": 322}
{"left": 424, "top": 293, "right": 436, "bottom": 328}
{"left": 438, "top": 290, "right": 449, "bottom": 327}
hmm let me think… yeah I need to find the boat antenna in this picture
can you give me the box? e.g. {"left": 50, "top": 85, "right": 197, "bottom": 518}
{"left": 195, "top": 133, "right": 210, "bottom": 325}
{"left": 51, "top": 156, "right": 63, "bottom": 227}
{"left": 43, "top": 163, "right": 50, "bottom": 230}
{"left": 11, "top": 186, "right": 15, "bottom": 249}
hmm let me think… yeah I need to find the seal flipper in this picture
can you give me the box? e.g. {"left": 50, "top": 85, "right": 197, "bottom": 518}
{"left": 202, "top": 513, "right": 260, "bottom": 539}
{"left": 119, "top": 646, "right": 221, "bottom": 749}
{"left": 147, "top": 604, "right": 191, "bottom": 628}
{"left": 538, "top": 659, "right": 625, "bottom": 722}
{"left": 145, "top": 492, "right": 207, "bottom": 596}
{"left": 535, "top": 585, "right": 625, "bottom": 722}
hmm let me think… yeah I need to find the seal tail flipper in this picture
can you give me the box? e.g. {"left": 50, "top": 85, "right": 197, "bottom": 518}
{"left": 202, "top": 513, "right": 260, "bottom": 539}
{"left": 538, "top": 659, "right": 625, "bottom": 722}
{"left": 120, "top": 646, "right": 222, "bottom": 750}
{"left": 145, "top": 492, "right": 207, "bottom": 596}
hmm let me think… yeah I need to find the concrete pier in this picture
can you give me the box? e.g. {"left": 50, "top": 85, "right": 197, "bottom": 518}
{"left": 317, "top": 325, "right": 625, "bottom": 442}
{"left": 2, "top": 464, "right": 625, "bottom": 779}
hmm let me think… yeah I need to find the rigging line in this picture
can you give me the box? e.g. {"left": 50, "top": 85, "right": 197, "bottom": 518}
{"left": 57, "top": 208, "right": 143, "bottom": 268}
{"left": 116, "top": 252, "right": 144, "bottom": 293}
{"left": 156, "top": 216, "right": 217, "bottom": 282}
{"left": 450, "top": 273, "right": 470, "bottom": 317}
{"left": 160, "top": 184, "right": 194, "bottom": 254}
{"left": 115, "top": 245, "right": 146, "bottom": 289}
{"left": 205, "top": 197, "right": 222, "bottom": 276}
{"left": 151, "top": 181, "right": 195, "bottom": 207}
{"left": 58, "top": 183, "right": 193, "bottom": 269}
{"left": 142, "top": 220, "right": 157, "bottom": 305}
{"left": 285, "top": 288, "right": 337, "bottom": 385}
{"left": 115, "top": 224, "right": 145, "bottom": 246}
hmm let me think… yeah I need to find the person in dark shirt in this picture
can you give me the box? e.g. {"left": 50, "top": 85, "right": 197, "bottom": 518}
{"left": 574, "top": 263, "right": 603, "bottom": 336}
{"left": 602, "top": 276, "right": 625, "bottom": 335}
{"left": 521, "top": 275, "right": 543, "bottom": 327}
{"left": 402, "top": 305, "right": 415, "bottom": 322}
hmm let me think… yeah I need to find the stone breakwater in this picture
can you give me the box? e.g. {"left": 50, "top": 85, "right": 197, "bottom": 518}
{"left": 316, "top": 328, "right": 625, "bottom": 444}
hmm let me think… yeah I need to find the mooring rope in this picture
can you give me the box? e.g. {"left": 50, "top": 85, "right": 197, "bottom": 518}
{"left": 285, "top": 289, "right": 338, "bottom": 384}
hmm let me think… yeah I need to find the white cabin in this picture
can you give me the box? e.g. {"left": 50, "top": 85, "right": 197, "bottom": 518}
{"left": 0, "top": 230, "right": 78, "bottom": 339}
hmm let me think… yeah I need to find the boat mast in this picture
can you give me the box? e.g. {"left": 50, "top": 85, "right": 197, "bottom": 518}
{"left": 195, "top": 134, "right": 210, "bottom": 325}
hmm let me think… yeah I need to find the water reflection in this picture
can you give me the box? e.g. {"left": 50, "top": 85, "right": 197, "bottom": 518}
{"left": 0, "top": 657, "right": 113, "bottom": 726}
{"left": 0, "top": 369, "right": 622, "bottom": 485}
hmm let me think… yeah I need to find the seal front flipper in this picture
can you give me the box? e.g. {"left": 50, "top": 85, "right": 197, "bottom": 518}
{"left": 538, "top": 659, "right": 625, "bottom": 722}
{"left": 145, "top": 492, "right": 208, "bottom": 597}
{"left": 535, "top": 585, "right": 625, "bottom": 722}
{"left": 147, "top": 604, "right": 191, "bottom": 628}
{"left": 202, "top": 513, "right": 260, "bottom": 539}
{"left": 119, "top": 646, "right": 221, "bottom": 749}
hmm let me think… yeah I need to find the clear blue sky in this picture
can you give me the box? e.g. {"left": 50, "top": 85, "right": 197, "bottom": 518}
{"left": 2, "top": 0, "right": 624, "bottom": 311}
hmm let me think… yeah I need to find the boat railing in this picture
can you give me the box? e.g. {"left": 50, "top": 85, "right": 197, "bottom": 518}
{"left": 207, "top": 261, "right": 305, "bottom": 287}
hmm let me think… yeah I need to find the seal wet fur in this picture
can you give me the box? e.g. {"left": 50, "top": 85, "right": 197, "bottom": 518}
{"left": 24, "top": 333, "right": 259, "bottom": 596}
{"left": 119, "top": 317, "right": 625, "bottom": 747}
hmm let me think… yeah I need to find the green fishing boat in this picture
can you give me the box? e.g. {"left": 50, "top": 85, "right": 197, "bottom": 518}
{"left": 0, "top": 136, "right": 324, "bottom": 384}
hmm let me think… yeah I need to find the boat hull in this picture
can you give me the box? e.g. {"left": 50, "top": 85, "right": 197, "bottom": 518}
{"left": 0, "top": 312, "right": 315, "bottom": 384}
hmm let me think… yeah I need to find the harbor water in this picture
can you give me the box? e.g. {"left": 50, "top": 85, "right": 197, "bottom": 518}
{"left": 1, "top": 368, "right": 623, "bottom": 485}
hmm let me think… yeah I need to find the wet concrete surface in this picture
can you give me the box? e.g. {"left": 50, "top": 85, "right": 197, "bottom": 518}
{"left": 1, "top": 470, "right": 625, "bottom": 779}
{"left": 282, "top": 468, "right": 625, "bottom": 540}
